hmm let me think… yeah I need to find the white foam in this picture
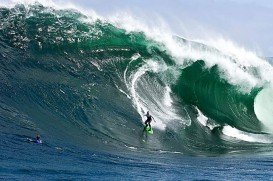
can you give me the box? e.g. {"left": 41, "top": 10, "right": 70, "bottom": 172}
{"left": 202, "top": 38, "right": 273, "bottom": 87}
{"left": 1, "top": 0, "right": 73, "bottom": 10}
{"left": 115, "top": 84, "right": 131, "bottom": 99}
{"left": 163, "top": 86, "right": 172, "bottom": 107}
{"left": 91, "top": 62, "right": 102, "bottom": 71}
{"left": 131, "top": 53, "right": 141, "bottom": 61}
{"left": 196, "top": 108, "right": 219, "bottom": 130}
{"left": 107, "top": 12, "right": 273, "bottom": 93}
{"left": 222, "top": 125, "right": 271, "bottom": 143}
{"left": 158, "top": 150, "right": 183, "bottom": 155}
{"left": 254, "top": 86, "right": 273, "bottom": 133}
{"left": 196, "top": 108, "right": 208, "bottom": 127}
{"left": 0, "top": 0, "right": 101, "bottom": 22}
{"left": 124, "top": 145, "right": 137, "bottom": 150}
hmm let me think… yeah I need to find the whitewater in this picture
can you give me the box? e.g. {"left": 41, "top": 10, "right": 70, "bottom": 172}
{"left": 1, "top": 1, "right": 273, "bottom": 180}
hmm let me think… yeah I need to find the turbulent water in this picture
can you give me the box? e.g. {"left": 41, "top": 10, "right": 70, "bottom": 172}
{"left": 1, "top": 3, "right": 273, "bottom": 179}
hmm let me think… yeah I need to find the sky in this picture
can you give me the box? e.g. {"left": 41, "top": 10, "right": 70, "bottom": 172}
{"left": 2, "top": 0, "right": 273, "bottom": 56}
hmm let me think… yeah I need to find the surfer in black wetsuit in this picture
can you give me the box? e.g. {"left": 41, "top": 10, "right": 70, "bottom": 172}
{"left": 36, "top": 134, "right": 40, "bottom": 141}
{"left": 143, "top": 111, "right": 155, "bottom": 130}
{"left": 36, "top": 134, "right": 42, "bottom": 144}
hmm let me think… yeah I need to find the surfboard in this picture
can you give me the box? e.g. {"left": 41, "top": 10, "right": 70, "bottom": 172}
{"left": 145, "top": 126, "right": 153, "bottom": 134}
{"left": 27, "top": 138, "right": 42, "bottom": 144}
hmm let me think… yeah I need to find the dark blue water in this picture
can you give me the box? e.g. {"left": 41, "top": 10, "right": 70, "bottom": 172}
{"left": 2, "top": 137, "right": 273, "bottom": 180}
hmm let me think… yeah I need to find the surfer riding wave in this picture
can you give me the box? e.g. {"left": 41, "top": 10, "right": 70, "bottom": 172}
{"left": 143, "top": 111, "right": 156, "bottom": 131}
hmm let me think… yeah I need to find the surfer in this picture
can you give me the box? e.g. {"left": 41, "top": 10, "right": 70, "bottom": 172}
{"left": 27, "top": 134, "right": 42, "bottom": 144}
{"left": 35, "top": 134, "right": 42, "bottom": 144}
{"left": 143, "top": 111, "right": 156, "bottom": 131}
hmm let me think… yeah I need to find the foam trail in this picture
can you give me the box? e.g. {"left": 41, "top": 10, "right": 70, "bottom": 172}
{"left": 163, "top": 86, "right": 172, "bottom": 107}
{"left": 128, "top": 60, "right": 166, "bottom": 130}
{"left": 196, "top": 108, "right": 208, "bottom": 127}
{"left": 126, "top": 59, "right": 190, "bottom": 130}
{"left": 123, "top": 53, "right": 141, "bottom": 87}
{"left": 115, "top": 84, "right": 131, "bottom": 99}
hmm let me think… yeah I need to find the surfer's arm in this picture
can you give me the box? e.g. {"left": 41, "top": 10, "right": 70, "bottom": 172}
{"left": 152, "top": 116, "right": 156, "bottom": 122}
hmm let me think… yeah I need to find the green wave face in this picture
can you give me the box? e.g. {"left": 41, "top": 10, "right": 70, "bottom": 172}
{"left": 1, "top": 4, "right": 272, "bottom": 155}
{"left": 173, "top": 60, "right": 262, "bottom": 133}
{"left": 1, "top": 4, "right": 164, "bottom": 56}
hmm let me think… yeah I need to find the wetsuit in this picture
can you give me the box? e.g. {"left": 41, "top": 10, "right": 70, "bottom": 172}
{"left": 36, "top": 135, "right": 42, "bottom": 143}
{"left": 144, "top": 115, "right": 152, "bottom": 129}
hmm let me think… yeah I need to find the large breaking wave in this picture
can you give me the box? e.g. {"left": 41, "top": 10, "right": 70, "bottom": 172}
{"left": 1, "top": 3, "right": 273, "bottom": 156}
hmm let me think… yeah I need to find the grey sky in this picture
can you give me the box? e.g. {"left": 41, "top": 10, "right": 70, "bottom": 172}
{"left": 2, "top": 0, "right": 273, "bottom": 56}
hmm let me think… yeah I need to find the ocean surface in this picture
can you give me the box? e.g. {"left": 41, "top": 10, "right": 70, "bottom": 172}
{"left": 1, "top": 3, "right": 273, "bottom": 180}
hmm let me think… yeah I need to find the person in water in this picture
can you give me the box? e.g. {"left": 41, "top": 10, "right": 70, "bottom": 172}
{"left": 144, "top": 111, "right": 156, "bottom": 130}
{"left": 36, "top": 134, "right": 42, "bottom": 144}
